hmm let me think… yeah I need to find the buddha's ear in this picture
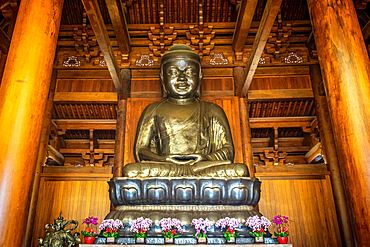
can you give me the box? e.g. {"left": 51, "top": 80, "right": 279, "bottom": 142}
{"left": 159, "top": 73, "right": 168, "bottom": 98}
{"left": 196, "top": 71, "right": 203, "bottom": 98}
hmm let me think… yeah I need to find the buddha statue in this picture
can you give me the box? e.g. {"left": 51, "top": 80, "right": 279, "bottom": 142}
{"left": 103, "top": 45, "right": 265, "bottom": 245}
{"left": 123, "top": 44, "right": 249, "bottom": 178}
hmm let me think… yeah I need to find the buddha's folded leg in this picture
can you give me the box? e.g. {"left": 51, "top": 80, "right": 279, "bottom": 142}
{"left": 122, "top": 162, "right": 197, "bottom": 177}
{"left": 123, "top": 162, "right": 178, "bottom": 177}
{"left": 194, "top": 163, "right": 250, "bottom": 177}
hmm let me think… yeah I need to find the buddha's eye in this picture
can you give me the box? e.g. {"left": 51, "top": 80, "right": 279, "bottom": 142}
{"left": 168, "top": 66, "right": 179, "bottom": 76}
{"left": 185, "top": 68, "right": 196, "bottom": 76}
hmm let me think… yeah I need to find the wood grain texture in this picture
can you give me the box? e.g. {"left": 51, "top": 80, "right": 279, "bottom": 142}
{"left": 310, "top": 65, "right": 355, "bottom": 246}
{"left": 308, "top": 0, "right": 370, "bottom": 245}
{"left": 81, "top": 0, "right": 126, "bottom": 95}
{"left": 0, "top": 0, "right": 64, "bottom": 246}
{"left": 239, "top": 0, "right": 283, "bottom": 97}
{"left": 31, "top": 175, "right": 111, "bottom": 247}
{"left": 113, "top": 96, "right": 127, "bottom": 177}
{"left": 248, "top": 89, "right": 313, "bottom": 100}
{"left": 258, "top": 176, "right": 341, "bottom": 247}
{"left": 105, "top": 0, "right": 131, "bottom": 54}
{"left": 25, "top": 71, "right": 58, "bottom": 247}
{"left": 249, "top": 75, "right": 312, "bottom": 90}
{"left": 232, "top": 0, "right": 259, "bottom": 52}
{"left": 56, "top": 79, "right": 116, "bottom": 92}
{"left": 239, "top": 98, "right": 255, "bottom": 176}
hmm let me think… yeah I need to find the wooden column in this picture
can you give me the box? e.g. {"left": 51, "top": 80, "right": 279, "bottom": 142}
{"left": 235, "top": 67, "right": 255, "bottom": 177}
{"left": 239, "top": 97, "right": 255, "bottom": 177}
{"left": 0, "top": 0, "right": 63, "bottom": 246}
{"left": 113, "top": 69, "right": 130, "bottom": 178}
{"left": 308, "top": 0, "right": 370, "bottom": 245}
{"left": 24, "top": 70, "right": 57, "bottom": 247}
{"left": 310, "top": 65, "right": 355, "bottom": 247}
{"left": 113, "top": 94, "right": 127, "bottom": 177}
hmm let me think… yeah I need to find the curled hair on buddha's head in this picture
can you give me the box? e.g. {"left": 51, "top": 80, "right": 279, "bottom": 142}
{"left": 159, "top": 44, "right": 203, "bottom": 98}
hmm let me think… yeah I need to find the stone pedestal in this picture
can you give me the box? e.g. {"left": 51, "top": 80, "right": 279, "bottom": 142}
{"left": 105, "top": 177, "right": 265, "bottom": 242}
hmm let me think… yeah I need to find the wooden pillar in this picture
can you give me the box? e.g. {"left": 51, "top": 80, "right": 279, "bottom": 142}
{"left": 307, "top": 0, "right": 370, "bottom": 245}
{"left": 113, "top": 94, "right": 127, "bottom": 177}
{"left": 0, "top": 0, "right": 63, "bottom": 246}
{"left": 235, "top": 67, "right": 255, "bottom": 177}
{"left": 24, "top": 70, "right": 57, "bottom": 247}
{"left": 310, "top": 65, "right": 355, "bottom": 247}
{"left": 239, "top": 97, "right": 255, "bottom": 177}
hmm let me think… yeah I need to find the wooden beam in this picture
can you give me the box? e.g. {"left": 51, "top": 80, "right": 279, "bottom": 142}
{"left": 255, "top": 163, "right": 328, "bottom": 175}
{"left": 56, "top": 69, "right": 112, "bottom": 79}
{"left": 248, "top": 89, "right": 314, "bottom": 100}
{"left": 249, "top": 116, "right": 315, "bottom": 130}
{"left": 81, "top": 0, "right": 127, "bottom": 96}
{"left": 53, "top": 119, "right": 117, "bottom": 130}
{"left": 59, "top": 148, "right": 114, "bottom": 154}
{"left": 232, "top": 0, "right": 259, "bottom": 52}
{"left": 105, "top": 0, "right": 130, "bottom": 54}
{"left": 253, "top": 146, "right": 310, "bottom": 153}
{"left": 0, "top": 26, "right": 10, "bottom": 54}
{"left": 54, "top": 92, "right": 118, "bottom": 102}
{"left": 239, "top": 0, "right": 283, "bottom": 97}
{"left": 362, "top": 19, "right": 370, "bottom": 44}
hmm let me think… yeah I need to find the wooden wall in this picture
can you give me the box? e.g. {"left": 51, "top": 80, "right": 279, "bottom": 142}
{"left": 249, "top": 75, "right": 312, "bottom": 90}
{"left": 258, "top": 175, "right": 341, "bottom": 247}
{"left": 31, "top": 169, "right": 112, "bottom": 247}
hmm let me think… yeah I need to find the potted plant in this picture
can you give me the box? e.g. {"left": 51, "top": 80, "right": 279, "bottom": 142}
{"left": 215, "top": 217, "right": 241, "bottom": 244}
{"left": 130, "top": 217, "right": 153, "bottom": 244}
{"left": 99, "top": 219, "right": 123, "bottom": 244}
{"left": 245, "top": 215, "right": 271, "bottom": 243}
{"left": 159, "top": 218, "right": 184, "bottom": 244}
{"left": 192, "top": 218, "right": 212, "bottom": 244}
{"left": 273, "top": 215, "right": 290, "bottom": 244}
{"left": 81, "top": 216, "right": 99, "bottom": 244}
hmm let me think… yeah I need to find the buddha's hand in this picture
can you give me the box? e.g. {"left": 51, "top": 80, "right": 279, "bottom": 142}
{"left": 165, "top": 154, "right": 207, "bottom": 165}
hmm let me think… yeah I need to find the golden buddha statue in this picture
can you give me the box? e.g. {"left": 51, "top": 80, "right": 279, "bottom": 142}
{"left": 123, "top": 45, "right": 249, "bottom": 178}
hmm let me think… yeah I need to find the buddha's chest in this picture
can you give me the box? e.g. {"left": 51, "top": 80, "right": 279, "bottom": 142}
{"left": 154, "top": 103, "right": 201, "bottom": 153}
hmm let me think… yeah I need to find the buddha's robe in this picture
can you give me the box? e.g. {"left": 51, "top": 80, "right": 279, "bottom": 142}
{"left": 123, "top": 99, "right": 249, "bottom": 178}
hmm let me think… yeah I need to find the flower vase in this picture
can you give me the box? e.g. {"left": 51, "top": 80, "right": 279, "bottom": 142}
{"left": 136, "top": 237, "right": 146, "bottom": 244}
{"left": 277, "top": 237, "right": 288, "bottom": 244}
{"left": 84, "top": 237, "right": 95, "bottom": 244}
{"left": 106, "top": 237, "right": 115, "bottom": 244}
{"left": 254, "top": 236, "right": 264, "bottom": 244}
{"left": 197, "top": 237, "right": 207, "bottom": 244}
{"left": 226, "top": 237, "right": 236, "bottom": 244}
{"left": 165, "top": 238, "right": 174, "bottom": 244}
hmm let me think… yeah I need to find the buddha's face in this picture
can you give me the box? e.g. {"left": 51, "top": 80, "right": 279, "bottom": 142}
{"left": 162, "top": 58, "right": 200, "bottom": 99}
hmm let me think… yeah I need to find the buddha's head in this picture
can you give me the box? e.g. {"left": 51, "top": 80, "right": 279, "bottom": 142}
{"left": 160, "top": 44, "right": 202, "bottom": 99}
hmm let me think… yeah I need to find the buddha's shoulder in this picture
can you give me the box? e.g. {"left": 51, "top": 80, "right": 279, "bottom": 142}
{"left": 139, "top": 100, "right": 166, "bottom": 116}
{"left": 200, "top": 100, "right": 226, "bottom": 112}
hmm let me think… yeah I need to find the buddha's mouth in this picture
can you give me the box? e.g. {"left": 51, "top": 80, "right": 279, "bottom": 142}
{"left": 175, "top": 82, "right": 190, "bottom": 91}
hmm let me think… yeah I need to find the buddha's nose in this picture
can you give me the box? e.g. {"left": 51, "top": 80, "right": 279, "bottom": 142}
{"left": 177, "top": 71, "right": 186, "bottom": 81}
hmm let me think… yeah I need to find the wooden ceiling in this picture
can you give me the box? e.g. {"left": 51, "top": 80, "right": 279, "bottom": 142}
{"left": 60, "top": 0, "right": 310, "bottom": 25}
